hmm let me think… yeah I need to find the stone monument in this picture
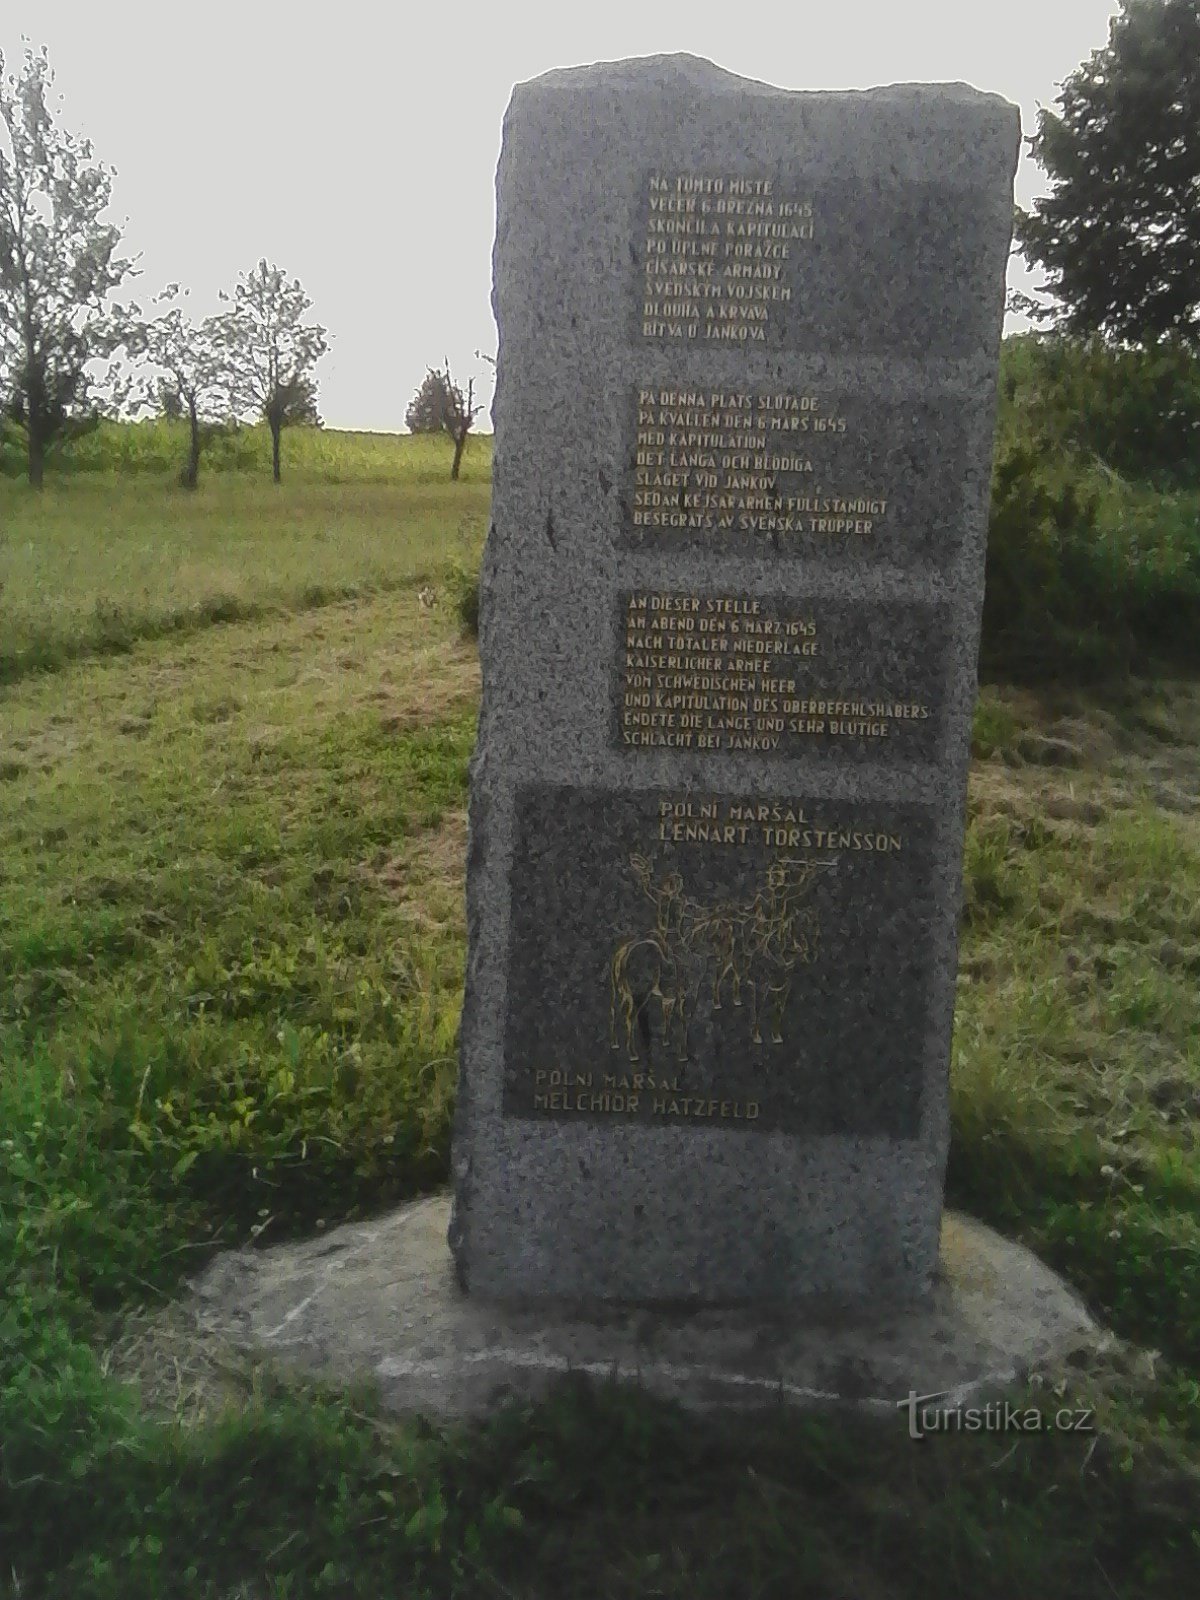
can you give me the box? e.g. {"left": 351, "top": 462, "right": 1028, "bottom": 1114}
{"left": 451, "top": 55, "right": 1021, "bottom": 1304}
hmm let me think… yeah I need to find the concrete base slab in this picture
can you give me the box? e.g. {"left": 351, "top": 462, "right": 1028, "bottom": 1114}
{"left": 183, "top": 1194, "right": 1101, "bottom": 1420}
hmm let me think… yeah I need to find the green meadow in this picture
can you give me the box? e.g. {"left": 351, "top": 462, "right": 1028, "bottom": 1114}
{"left": 0, "top": 426, "right": 491, "bottom": 683}
{"left": 1, "top": 423, "right": 1198, "bottom": 1597}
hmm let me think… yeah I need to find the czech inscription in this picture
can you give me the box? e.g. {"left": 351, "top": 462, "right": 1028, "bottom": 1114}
{"left": 636, "top": 171, "right": 1012, "bottom": 358}
{"left": 503, "top": 785, "right": 935, "bottom": 1136}
{"left": 623, "top": 385, "right": 969, "bottom": 558}
{"left": 615, "top": 591, "right": 943, "bottom": 758}
{"left": 641, "top": 173, "right": 815, "bottom": 343}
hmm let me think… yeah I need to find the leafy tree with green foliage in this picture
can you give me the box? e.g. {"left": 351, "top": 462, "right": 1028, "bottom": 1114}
{"left": 215, "top": 259, "right": 326, "bottom": 484}
{"left": 405, "top": 361, "right": 482, "bottom": 479}
{"left": 405, "top": 367, "right": 456, "bottom": 434}
{"left": 126, "top": 287, "right": 230, "bottom": 488}
{"left": 0, "top": 46, "right": 136, "bottom": 486}
{"left": 1016, "top": 0, "right": 1200, "bottom": 347}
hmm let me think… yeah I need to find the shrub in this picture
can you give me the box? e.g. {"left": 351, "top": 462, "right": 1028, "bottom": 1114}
{"left": 982, "top": 443, "right": 1106, "bottom": 677}
{"left": 981, "top": 338, "right": 1200, "bottom": 682}
{"left": 446, "top": 559, "right": 480, "bottom": 639}
{"left": 999, "top": 335, "right": 1200, "bottom": 493}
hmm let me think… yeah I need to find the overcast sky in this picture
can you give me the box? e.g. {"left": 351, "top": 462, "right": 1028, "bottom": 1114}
{"left": 5, "top": 0, "right": 1121, "bottom": 432}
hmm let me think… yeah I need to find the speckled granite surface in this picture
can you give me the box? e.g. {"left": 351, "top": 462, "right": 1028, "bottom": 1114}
{"left": 452, "top": 56, "right": 1019, "bottom": 1303}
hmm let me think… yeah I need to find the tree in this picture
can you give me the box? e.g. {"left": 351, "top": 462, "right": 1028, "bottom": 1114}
{"left": 127, "top": 287, "right": 229, "bottom": 488}
{"left": 215, "top": 259, "right": 326, "bottom": 483}
{"left": 1016, "top": 0, "right": 1200, "bottom": 348}
{"left": 405, "top": 367, "right": 457, "bottom": 433}
{"left": 405, "top": 360, "right": 482, "bottom": 480}
{"left": 0, "top": 46, "right": 136, "bottom": 486}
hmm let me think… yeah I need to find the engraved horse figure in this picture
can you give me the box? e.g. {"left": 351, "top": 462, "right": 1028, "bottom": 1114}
{"left": 608, "top": 856, "right": 706, "bottom": 1064}
{"left": 607, "top": 854, "right": 834, "bottom": 1060}
{"left": 689, "top": 899, "right": 751, "bottom": 1012}
{"left": 609, "top": 934, "right": 691, "bottom": 1063}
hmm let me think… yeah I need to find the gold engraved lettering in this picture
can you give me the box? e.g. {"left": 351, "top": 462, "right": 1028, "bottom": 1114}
{"left": 619, "top": 592, "right": 931, "bottom": 756}
{"left": 640, "top": 174, "right": 815, "bottom": 341}
{"left": 629, "top": 387, "right": 881, "bottom": 542}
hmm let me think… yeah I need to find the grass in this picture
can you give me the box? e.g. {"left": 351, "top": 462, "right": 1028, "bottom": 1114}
{"left": 0, "top": 429, "right": 490, "bottom": 683}
{"left": 953, "top": 685, "right": 1200, "bottom": 1371}
{"left": 1, "top": 434, "right": 1199, "bottom": 1595}
{"left": 1, "top": 592, "right": 476, "bottom": 1269}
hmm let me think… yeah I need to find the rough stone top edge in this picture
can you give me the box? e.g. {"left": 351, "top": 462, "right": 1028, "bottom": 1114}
{"left": 513, "top": 52, "right": 1018, "bottom": 116}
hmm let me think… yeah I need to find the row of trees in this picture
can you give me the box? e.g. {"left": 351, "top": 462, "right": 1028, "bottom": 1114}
{"left": 0, "top": 46, "right": 327, "bottom": 486}
{"left": 5, "top": 2, "right": 1196, "bottom": 489}
{"left": 129, "top": 271, "right": 326, "bottom": 488}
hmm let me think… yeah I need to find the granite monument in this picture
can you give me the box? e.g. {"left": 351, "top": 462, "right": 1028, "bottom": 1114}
{"left": 451, "top": 55, "right": 1020, "bottom": 1303}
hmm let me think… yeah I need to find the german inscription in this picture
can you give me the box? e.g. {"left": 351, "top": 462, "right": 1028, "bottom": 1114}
{"left": 615, "top": 591, "right": 944, "bottom": 758}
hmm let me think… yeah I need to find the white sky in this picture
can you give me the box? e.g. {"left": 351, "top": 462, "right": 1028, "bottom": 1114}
{"left": 5, "top": 0, "right": 1121, "bottom": 432}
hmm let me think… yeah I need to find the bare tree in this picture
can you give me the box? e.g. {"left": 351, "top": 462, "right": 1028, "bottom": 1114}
{"left": 215, "top": 259, "right": 326, "bottom": 483}
{"left": 446, "top": 370, "right": 482, "bottom": 481}
{"left": 0, "top": 46, "right": 137, "bottom": 486}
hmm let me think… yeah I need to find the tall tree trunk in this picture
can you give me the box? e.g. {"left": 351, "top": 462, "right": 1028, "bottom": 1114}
{"left": 182, "top": 402, "right": 201, "bottom": 490}
{"left": 28, "top": 421, "right": 44, "bottom": 490}
{"left": 271, "top": 419, "right": 282, "bottom": 484}
{"left": 24, "top": 326, "right": 44, "bottom": 489}
{"left": 451, "top": 428, "right": 467, "bottom": 482}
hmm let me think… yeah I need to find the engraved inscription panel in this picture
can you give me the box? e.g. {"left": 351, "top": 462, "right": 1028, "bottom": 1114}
{"left": 636, "top": 171, "right": 1007, "bottom": 357}
{"left": 640, "top": 173, "right": 813, "bottom": 344}
{"left": 503, "top": 785, "right": 936, "bottom": 1136}
{"left": 622, "top": 385, "right": 968, "bottom": 559}
{"left": 615, "top": 591, "right": 945, "bottom": 759}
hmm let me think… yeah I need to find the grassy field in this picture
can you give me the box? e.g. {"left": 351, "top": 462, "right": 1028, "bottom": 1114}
{"left": 1, "top": 434, "right": 1199, "bottom": 1597}
{"left": 0, "top": 428, "right": 491, "bottom": 683}
{"left": 0, "top": 419, "right": 497, "bottom": 484}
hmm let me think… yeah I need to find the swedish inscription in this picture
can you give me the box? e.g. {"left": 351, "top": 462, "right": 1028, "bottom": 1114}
{"left": 623, "top": 385, "right": 969, "bottom": 559}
